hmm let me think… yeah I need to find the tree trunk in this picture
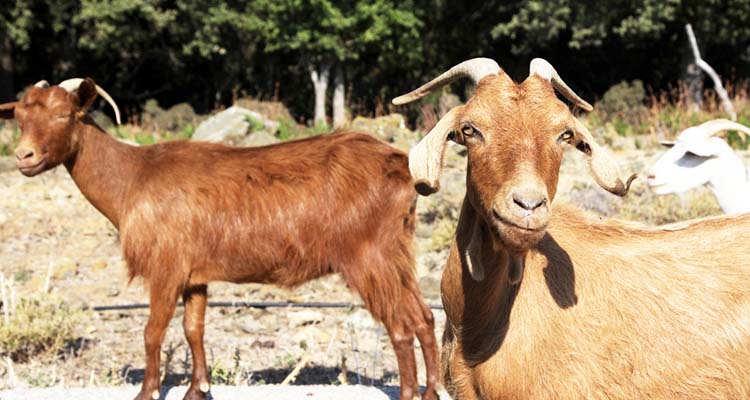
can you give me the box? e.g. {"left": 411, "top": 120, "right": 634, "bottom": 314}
{"left": 685, "top": 24, "right": 736, "bottom": 120}
{"left": 309, "top": 62, "right": 331, "bottom": 127}
{"left": 0, "top": 37, "right": 14, "bottom": 102}
{"left": 685, "top": 63, "right": 703, "bottom": 112}
{"left": 332, "top": 65, "right": 346, "bottom": 128}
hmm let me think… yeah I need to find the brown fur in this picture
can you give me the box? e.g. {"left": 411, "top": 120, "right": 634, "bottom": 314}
{"left": 2, "top": 79, "right": 440, "bottom": 400}
{"left": 406, "top": 66, "right": 750, "bottom": 398}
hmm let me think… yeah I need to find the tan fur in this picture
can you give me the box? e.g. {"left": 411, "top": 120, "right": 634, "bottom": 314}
{"left": 2, "top": 79, "right": 441, "bottom": 400}
{"left": 401, "top": 63, "right": 750, "bottom": 399}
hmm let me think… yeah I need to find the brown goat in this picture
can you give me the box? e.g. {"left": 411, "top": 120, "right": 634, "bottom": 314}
{"left": 1, "top": 78, "right": 442, "bottom": 400}
{"left": 395, "top": 58, "right": 750, "bottom": 399}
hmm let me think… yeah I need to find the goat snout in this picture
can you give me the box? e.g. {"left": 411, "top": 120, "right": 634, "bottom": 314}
{"left": 491, "top": 188, "right": 550, "bottom": 233}
{"left": 15, "top": 146, "right": 34, "bottom": 161}
{"left": 512, "top": 190, "right": 547, "bottom": 212}
{"left": 15, "top": 145, "right": 47, "bottom": 176}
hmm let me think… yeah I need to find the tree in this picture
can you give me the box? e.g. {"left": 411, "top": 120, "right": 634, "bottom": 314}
{"left": 254, "top": 0, "right": 424, "bottom": 127}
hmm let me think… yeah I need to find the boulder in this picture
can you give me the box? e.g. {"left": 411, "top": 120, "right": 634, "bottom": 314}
{"left": 350, "top": 114, "right": 417, "bottom": 151}
{"left": 192, "top": 106, "right": 279, "bottom": 145}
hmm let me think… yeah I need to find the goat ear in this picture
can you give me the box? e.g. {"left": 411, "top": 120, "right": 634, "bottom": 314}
{"left": 72, "top": 78, "right": 98, "bottom": 116}
{"left": 571, "top": 119, "right": 637, "bottom": 196}
{"left": 465, "top": 220, "right": 486, "bottom": 281}
{"left": 0, "top": 101, "right": 16, "bottom": 119}
{"left": 409, "top": 105, "right": 464, "bottom": 195}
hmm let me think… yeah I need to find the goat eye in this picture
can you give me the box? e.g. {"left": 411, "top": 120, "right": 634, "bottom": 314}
{"left": 559, "top": 129, "right": 574, "bottom": 142}
{"left": 460, "top": 123, "right": 476, "bottom": 137}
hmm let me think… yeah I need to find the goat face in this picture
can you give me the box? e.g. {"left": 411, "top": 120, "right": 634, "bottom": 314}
{"left": 647, "top": 120, "right": 750, "bottom": 195}
{"left": 395, "top": 58, "right": 636, "bottom": 255}
{"left": 459, "top": 75, "right": 574, "bottom": 252}
{"left": 0, "top": 78, "right": 120, "bottom": 177}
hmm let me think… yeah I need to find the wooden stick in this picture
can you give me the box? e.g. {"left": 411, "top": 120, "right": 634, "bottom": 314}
{"left": 280, "top": 353, "right": 310, "bottom": 385}
{"left": 686, "top": 23, "right": 737, "bottom": 121}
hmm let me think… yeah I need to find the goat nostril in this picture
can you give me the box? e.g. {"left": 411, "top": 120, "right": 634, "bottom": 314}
{"left": 512, "top": 193, "right": 546, "bottom": 211}
{"left": 15, "top": 148, "right": 34, "bottom": 161}
{"left": 647, "top": 174, "right": 655, "bottom": 180}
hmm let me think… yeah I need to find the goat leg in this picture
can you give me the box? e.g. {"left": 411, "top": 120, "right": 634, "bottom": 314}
{"left": 182, "top": 284, "right": 209, "bottom": 400}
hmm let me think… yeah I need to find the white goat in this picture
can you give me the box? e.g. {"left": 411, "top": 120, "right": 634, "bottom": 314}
{"left": 647, "top": 119, "right": 750, "bottom": 214}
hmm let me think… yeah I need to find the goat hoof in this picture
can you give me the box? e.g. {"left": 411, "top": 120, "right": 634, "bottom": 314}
{"left": 183, "top": 385, "right": 208, "bottom": 400}
{"left": 132, "top": 388, "right": 161, "bottom": 400}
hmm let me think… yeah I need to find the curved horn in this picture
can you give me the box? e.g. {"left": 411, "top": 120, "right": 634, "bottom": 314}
{"left": 393, "top": 58, "right": 501, "bottom": 105}
{"left": 696, "top": 119, "right": 750, "bottom": 142}
{"left": 58, "top": 78, "right": 122, "bottom": 125}
{"left": 33, "top": 80, "right": 50, "bottom": 88}
{"left": 572, "top": 118, "right": 637, "bottom": 196}
{"left": 529, "top": 58, "right": 593, "bottom": 112}
{"left": 409, "top": 106, "right": 465, "bottom": 195}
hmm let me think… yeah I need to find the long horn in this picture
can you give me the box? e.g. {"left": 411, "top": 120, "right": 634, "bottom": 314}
{"left": 529, "top": 58, "right": 593, "bottom": 112}
{"left": 696, "top": 119, "right": 750, "bottom": 142}
{"left": 58, "top": 78, "right": 122, "bottom": 125}
{"left": 392, "top": 58, "right": 501, "bottom": 105}
{"left": 33, "top": 80, "right": 50, "bottom": 88}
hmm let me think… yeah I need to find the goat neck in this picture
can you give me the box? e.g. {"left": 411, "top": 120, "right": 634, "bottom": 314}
{"left": 65, "top": 119, "right": 139, "bottom": 227}
{"left": 708, "top": 155, "right": 750, "bottom": 214}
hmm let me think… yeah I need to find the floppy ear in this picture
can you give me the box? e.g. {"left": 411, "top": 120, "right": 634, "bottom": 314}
{"left": 409, "top": 105, "right": 464, "bottom": 195}
{"left": 465, "top": 220, "right": 486, "bottom": 281}
{"left": 71, "top": 78, "right": 98, "bottom": 117}
{"left": 571, "top": 118, "right": 637, "bottom": 196}
{"left": 0, "top": 101, "right": 17, "bottom": 119}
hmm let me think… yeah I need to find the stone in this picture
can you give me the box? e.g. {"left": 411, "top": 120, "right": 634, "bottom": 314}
{"left": 90, "top": 259, "right": 108, "bottom": 270}
{"left": 239, "top": 318, "right": 265, "bottom": 334}
{"left": 239, "top": 131, "right": 281, "bottom": 148}
{"left": 192, "top": 106, "right": 278, "bottom": 145}
{"left": 287, "top": 310, "right": 324, "bottom": 327}
{"left": 53, "top": 257, "right": 78, "bottom": 279}
{"left": 350, "top": 114, "right": 417, "bottom": 150}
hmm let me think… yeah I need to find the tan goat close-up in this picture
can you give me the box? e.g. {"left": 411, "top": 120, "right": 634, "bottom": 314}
{"left": 395, "top": 58, "right": 750, "bottom": 399}
{"left": 0, "top": 79, "right": 442, "bottom": 400}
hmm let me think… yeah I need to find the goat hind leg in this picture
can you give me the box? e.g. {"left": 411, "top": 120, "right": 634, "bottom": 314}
{"left": 407, "top": 291, "right": 443, "bottom": 400}
{"left": 182, "top": 284, "right": 209, "bottom": 400}
{"left": 385, "top": 317, "right": 420, "bottom": 400}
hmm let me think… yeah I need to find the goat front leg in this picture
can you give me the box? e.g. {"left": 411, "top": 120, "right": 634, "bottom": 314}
{"left": 134, "top": 282, "right": 180, "bottom": 400}
{"left": 182, "top": 284, "right": 209, "bottom": 400}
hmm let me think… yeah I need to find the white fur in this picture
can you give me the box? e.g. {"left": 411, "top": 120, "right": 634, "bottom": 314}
{"left": 647, "top": 126, "right": 750, "bottom": 214}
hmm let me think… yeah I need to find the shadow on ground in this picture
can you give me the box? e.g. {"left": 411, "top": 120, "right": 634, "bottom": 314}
{"left": 120, "top": 365, "right": 404, "bottom": 399}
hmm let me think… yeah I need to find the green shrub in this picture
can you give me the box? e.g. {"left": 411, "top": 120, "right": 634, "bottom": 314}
{"left": 0, "top": 293, "right": 84, "bottom": 362}
{"left": 599, "top": 80, "right": 646, "bottom": 116}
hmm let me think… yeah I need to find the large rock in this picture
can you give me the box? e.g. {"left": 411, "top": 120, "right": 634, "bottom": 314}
{"left": 350, "top": 114, "right": 417, "bottom": 151}
{"left": 191, "top": 106, "right": 279, "bottom": 146}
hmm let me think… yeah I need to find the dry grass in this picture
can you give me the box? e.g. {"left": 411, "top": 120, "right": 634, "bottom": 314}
{"left": 0, "top": 274, "right": 85, "bottom": 363}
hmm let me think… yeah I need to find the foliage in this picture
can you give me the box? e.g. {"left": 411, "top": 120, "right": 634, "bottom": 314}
{"left": 0, "top": 293, "right": 84, "bottom": 362}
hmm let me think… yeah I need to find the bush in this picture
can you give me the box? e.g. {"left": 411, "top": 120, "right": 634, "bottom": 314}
{"left": 0, "top": 293, "right": 84, "bottom": 362}
{"left": 599, "top": 80, "right": 646, "bottom": 116}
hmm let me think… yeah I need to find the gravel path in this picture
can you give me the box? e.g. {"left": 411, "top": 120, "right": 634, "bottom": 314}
{"left": 0, "top": 384, "right": 401, "bottom": 400}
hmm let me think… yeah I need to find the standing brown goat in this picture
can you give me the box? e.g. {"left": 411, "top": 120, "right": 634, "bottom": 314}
{"left": 0, "top": 78, "right": 441, "bottom": 400}
{"left": 395, "top": 58, "right": 750, "bottom": 399}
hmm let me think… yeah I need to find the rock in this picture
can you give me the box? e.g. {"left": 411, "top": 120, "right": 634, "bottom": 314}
{"left": 287, "top": 310, "right": 324, "bottom": 327}
{"left": 350, "top": 114, "right": 417, "bottom": 150}
{"left": 345, "top": 308, "right": 377, "bottom": 330}
{"left": 90, "top": 259, "right": 108, "bottom": 270}
{"left": 239, "top": 131, "right": 280, "bottom": 148}
{"left": 192, "top": 106, "right": 279, "bottom": 145}
{"left": 53, "top": 257, "right": 78, "bottom": 279}
{"left": 438, "top": 93, "right": 462, "bottom": 117}
{"left": 239, "top": 318, "right": 265, "bottom": 334}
